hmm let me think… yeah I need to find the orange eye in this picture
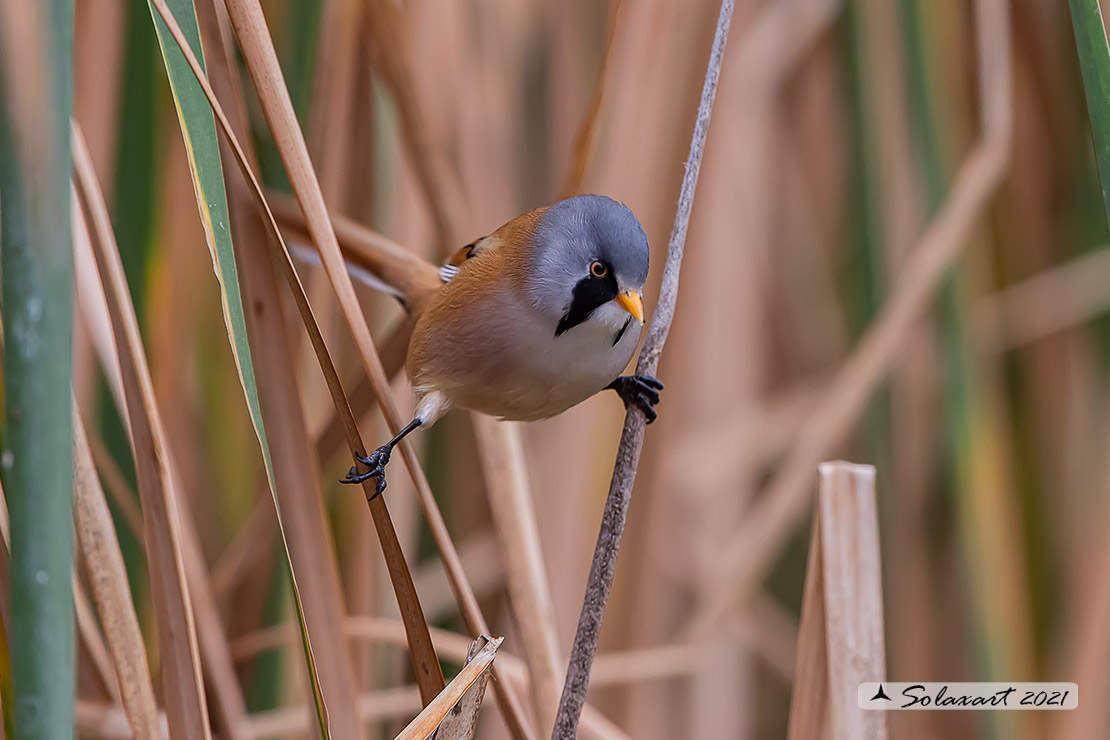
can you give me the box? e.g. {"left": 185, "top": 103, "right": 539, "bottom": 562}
{"left": 590, "top": 260, "right": 608, "bottom": 278}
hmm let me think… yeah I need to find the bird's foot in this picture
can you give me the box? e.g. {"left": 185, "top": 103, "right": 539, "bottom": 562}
{"left": 607, "top": 374, "right": 664, "bottom": 423}
{"left": 340, "top": 444, "right": 393, "bottom": 497}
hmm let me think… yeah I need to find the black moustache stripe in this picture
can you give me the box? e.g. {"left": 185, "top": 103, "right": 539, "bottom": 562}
{"left": 555, "top": 272, "right": 619, "bottom": 337}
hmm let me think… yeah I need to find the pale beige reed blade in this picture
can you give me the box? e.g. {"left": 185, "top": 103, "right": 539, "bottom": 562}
{"left": 73, "top": 405, "right": 161, "bottom": 740}
{"left": 72, "top": 131, "right": 213, "bottom": 740}
{"left": 786, "top": 462, "right": 887, "bottom": 740}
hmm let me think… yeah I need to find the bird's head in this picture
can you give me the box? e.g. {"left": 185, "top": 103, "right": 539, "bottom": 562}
{"left": 524, "top": 194, "right": 650, "bottom": 337}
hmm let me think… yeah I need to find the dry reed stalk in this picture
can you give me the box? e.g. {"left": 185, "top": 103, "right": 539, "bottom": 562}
{"left": 206, "top": 322, "right": 406, "bottom": 605}
{"left": 306, "top": 0, "right": 361, "bottom": 206}
{"left": 193, "top": 0, "right": 370, "bottom": 730}
{"left": 72, "top": 0, "right": 124, "bottom": 197}
{"left": 639, "top": 0, "right": 850, "bottom": 730}
{"left": 228, "top": 620, "right": 488, "bottom": 669}
{"left": 559, "top": 0, "right": 623, "bottom": 200}
{"left": 272, "top": 199, "right": 417, "bottom": 465}
{"left": 85, "top": 430, "right": 145, "bottom": 543}
{"left": 210, "top": 443, "right": 621, "bottom": 732}
{"left": 69, "top": 6, "right": 119, "bottom": 417}
{"left": 362, "top": 0, "right": 464, "bottom": 257}
{"left": 244, "top": 687, "right": 421, "bottom": 740}
{"left": 147, "top": 9, "right": 542, "bottom": 738}
{"left": 188, "top": 651, "right": 609, "bottom": 740}
{"left": 783, "top": 513, "right": 827, "bottom": 740}
{"left": 596, "top": 3, "right": 845, "bottom": 727}
{"left": 727, "top": 0, "right": 844, "bottom": 92}
{"left": 690, "top": 0, "right": 1013, "bottom": 639}
{"left": 631, "top": 1, "right": 782, "bottom": 730}
{"left": 227, "top": 617, "right": 633, "bottom": 740}
{"left": 148, "top": 0, "right": 448, "bottom": 712}
{"left": 174, "top": 486, "right": 254, "bottom": 740}
{"left": 296, "top": 0, "right": 357, "bottom": 477}
{"left": 974, "top": 245, "right": 1110, "bottom": 352}
{"left": 208, "top": 495, "right": 274, "bottom": 600}
{"left": 316, "top": 10, "right": 383, "bottom": 676}
{"left": 270, "top": 197, "right": 415, "bottom": 469}
{"left": 445, "top": 0, "right": 517, "bottom": 237}
{"left": 72, "top": 571, "right": 121, "bottom": 702}
{"left": 312, "top": 320, "right": 413, "bottom": 449}
{"left": 72, "top": 220, "right": 125, "bottom": 411}
{"left": 823, "top": 462, "right": 886, "bottom": 739}
{"left": 436, "top": 638, "right": 495, "bottom": 740}
{"left": 73, "top": 407, "right": 161, "bottom": 740}
{"left": 587, "top": 593, "right": 798, "bottom": 687}
{"left": 857, "top": 0, "right": 922, "bottom": 269}
{"left": 1055, "top": 450, "right": 1110, "bottom": 739}
{"left": 553, "top": 3, "right": 735, "bottom": 737}
{"left": 269, "top": 195, "right": 433, "bottom": 303}
{"left": 227, "top": 611, "right": 784, "bottom": 690}
{"left": 394, "top": 637, "right": 503, "bottom": 740}
{"left": 786, "top": 463, "right": 887, "bottom": 740}
{"left": 519, "top": 408, "right": 609, "bottom": 665}
{"left": 75, "top": 126, "right": 255, "bottom": 740}
{"left": 544, "top": 9, "right": 709, "bottom": 733}
{"left": 777, "top": 142, "right": 851, "bottom": 369}
{"left": 230, "top": 192, "right": 368, "bottom": 739}
{"left": 472, "top": 415, "right": 563, "bottom": 734}
{"left": 72, "top": 132, "right": 213, "bottom": 739}
{"left": 75, "top": 700, "right": 168, "bottom": 740}
{"left": 731, "top": 595, "right": 799, "bottom": 681}
{"left": 616, "top": 4, "right": 736, "bottom": 728}
{"left": 411, "top": 532, "right": 503, "bottom": 623}
{"left": 662, "top": 383, "right": 822, "bottom": 490}
{"left": 345, "top": 20, "right": 378, "bottom": 225}
{"left": 166, "top": 6, "right": 542, "bottom": 734}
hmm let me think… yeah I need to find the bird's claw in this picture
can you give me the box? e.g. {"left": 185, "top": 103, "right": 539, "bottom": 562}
{"left": 608, "top": 374, "right": 664, "bottom": 423}
{"left": 340, "top": 445, "right": 392, "bottom": 497}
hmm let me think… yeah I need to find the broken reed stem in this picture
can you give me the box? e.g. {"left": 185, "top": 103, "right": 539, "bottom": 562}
{"left": 551, "top": 1, "right": 735, "bottom": 736}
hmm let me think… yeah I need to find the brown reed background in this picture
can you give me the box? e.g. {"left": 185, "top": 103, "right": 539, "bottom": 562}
{"left": 46, "top": 0, "right": 1110, "bottom": 737}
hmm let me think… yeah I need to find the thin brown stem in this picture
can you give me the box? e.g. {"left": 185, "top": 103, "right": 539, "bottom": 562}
{"left": 552, "top": 1, "right": 735, "bottom": 736}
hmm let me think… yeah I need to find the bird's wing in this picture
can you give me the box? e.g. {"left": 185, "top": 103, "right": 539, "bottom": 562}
{"left": 439, "top": 235, "right": 494, "bottom": 282}
{"left": 438, "top": 205, "right": 549, "bottom": 283}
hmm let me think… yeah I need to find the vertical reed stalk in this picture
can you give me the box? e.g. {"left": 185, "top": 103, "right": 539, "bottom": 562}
{"left": 0, "top": 2, "right": 74, "bottom": 737}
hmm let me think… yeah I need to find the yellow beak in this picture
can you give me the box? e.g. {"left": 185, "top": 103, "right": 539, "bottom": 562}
{"left": 615, "top": 291, "right": 644, "bottom": 324}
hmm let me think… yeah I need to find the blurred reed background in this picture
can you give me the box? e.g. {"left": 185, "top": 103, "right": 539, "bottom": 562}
{"left": 5, "top": 0, "right": 1110, "bottom": 737}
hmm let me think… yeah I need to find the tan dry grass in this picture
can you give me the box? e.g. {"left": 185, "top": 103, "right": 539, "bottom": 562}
{"left": 73, "top": 408, "right": 159, "bottom": 738}
{"left": 73, "top": 127, "right": 214, "bottom": 740}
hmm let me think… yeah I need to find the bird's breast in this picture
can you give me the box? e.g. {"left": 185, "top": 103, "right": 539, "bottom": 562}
{"left": 408, "top": 280, "right": 640, "bottom": 421}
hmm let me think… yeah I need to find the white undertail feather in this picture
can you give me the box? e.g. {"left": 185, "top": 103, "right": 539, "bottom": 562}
{"left": 414, "top": 389, "right": 451, "bottom": 425}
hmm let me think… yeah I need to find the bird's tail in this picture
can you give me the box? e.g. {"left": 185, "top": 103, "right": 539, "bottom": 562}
{"left": 271, "top": 194, "right": 443, "bottom": 313}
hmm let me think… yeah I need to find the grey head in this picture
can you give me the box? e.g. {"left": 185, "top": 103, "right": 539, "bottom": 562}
{"left": 525, "top": 194, "right": 650, "bottom": 336}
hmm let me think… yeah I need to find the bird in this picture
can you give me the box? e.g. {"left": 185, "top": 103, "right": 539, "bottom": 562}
{"left": 318, "top": 194, "right": 663, "bottom": 495}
